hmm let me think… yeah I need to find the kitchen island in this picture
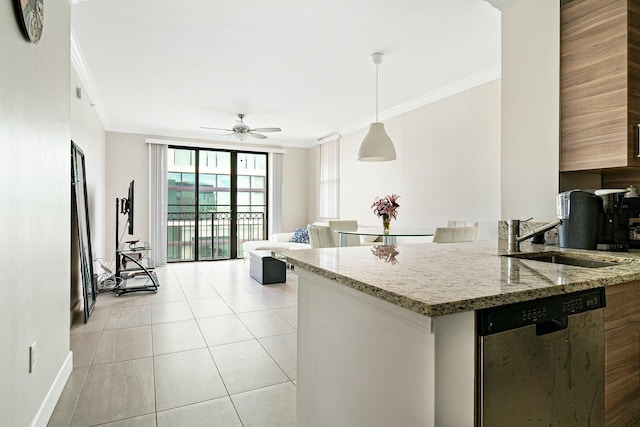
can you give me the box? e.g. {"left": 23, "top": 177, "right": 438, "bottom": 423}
{"left": 276, "top": 240, "right": 640, "bottom": 427}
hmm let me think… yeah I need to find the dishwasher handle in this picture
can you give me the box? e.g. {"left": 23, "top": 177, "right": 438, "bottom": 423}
{"left": 536, "top": 316, "right": 568, "bottom": 336}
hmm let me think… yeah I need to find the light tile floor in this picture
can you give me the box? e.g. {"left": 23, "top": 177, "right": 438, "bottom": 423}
{"left": 48, "top": 260, "right": 297, "bottom": 427}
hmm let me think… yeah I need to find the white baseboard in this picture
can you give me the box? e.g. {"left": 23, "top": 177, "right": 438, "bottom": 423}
{"left": 31, "top": 351, "right": 73, "bottom": 427}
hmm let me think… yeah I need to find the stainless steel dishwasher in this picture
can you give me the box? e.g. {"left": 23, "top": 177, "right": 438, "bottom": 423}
{"left": 477, "top": 288, "right": 606, "bottom": 427}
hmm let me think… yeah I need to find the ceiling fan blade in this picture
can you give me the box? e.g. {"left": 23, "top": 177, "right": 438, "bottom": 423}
{"left": 200, "top": 126, "right": 233, "bottom": 132}
{"left": 251, "top": 127, "right": 281, "bottom": 133}
{"left": 221, "top": 132, "right": 236, "bottom": 138}
{"left": 250, "top": 132, "right": 268, "bottom": 139}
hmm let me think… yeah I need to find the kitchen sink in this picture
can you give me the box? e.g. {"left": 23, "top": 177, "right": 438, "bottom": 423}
{"left": 506, "top": 253, "right": 619, "bottom": 268}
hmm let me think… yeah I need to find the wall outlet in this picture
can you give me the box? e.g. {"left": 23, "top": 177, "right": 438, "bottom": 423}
{"left": 29, "top": 342, "right": 36, "bottom": 373}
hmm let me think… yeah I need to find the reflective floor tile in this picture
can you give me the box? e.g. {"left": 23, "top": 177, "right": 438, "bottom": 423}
{"left": 259, "top": 333, "right": 297, "bottom": 380}
{"left": 93, "top": 326, "right": 152, "bottom": 364}
{"left": 152, "top": 319, "right": 206, "bottom": 355}
{"left": 237, "top": 310, "right": 296, "bottom": 339}
{"left": 197, "top": 315, "right": 254, "bottom": 347}
{"left": 156, "top": 397, "right": 242, "bottom": 427}
{"left": 231, "top": 382, "right": 296, "bottom": 427}
{"left": 105, "top": 305, "right": 151, "bottom": 330}
{"left": 187, "top": 297, "right": 233, "bottom": 319}
{"left": 151, "top": 301, "right": 193, "bottom": 324}
{"left": 71, "top": 358, "right": 154, "bottom": 427}
{"left": 209, "top": 340, "right": 288, "bottom": 395}
{"left": 70, "top": 331, "right": 102, "bottom": 367}
{"left": 154, "top": 348, "right": 227, "bottom": 411}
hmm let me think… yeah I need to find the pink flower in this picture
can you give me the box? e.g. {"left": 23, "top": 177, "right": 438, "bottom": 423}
{"left": 371, "top": 194, "right": 400, "bottom": 219}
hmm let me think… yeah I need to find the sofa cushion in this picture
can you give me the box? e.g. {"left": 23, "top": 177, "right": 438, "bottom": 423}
{"left": 291, "top": 227, "right": 310, "bottom": 244}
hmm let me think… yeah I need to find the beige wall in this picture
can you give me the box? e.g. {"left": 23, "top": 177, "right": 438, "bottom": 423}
{"left": 280, "top": 147, "right": 310, "bottom": 232}
{"left": 0, "top": 1, "right": 72, "bottom": 425}
{"left": 337, "top": 79, "right": 502, "bottom": 241}
{"left": 105, "top": 132, "right": 310, "bottom": 253}
{"left": 307, "top": 145, "right": 321, "bottom": 223}
{"left": 501, "top": 0, "right": 560, "bottom": 221}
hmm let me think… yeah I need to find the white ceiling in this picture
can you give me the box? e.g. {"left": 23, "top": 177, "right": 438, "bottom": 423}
{"left": 70, "top": 0, "right": 500, "bottom": 147}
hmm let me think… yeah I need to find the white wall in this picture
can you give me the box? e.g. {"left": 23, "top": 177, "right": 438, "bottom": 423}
{"left": 105, "top": 132, "right": 310, "bottom": 253}
{"left": 71, "top": 69, "right": 107, "bottom": 259}
{"left": 70, "top": 67, "right": 107, "bottom": 321}
{"left": 0, "top": 1, "right": 72, "bottom": 426}
{"left": 338, "top": 79, "right": 501, "bottom": 241}
{"left": 105, "top": 132, "right": 149, "bottom": 255}
{"left": 500, "top": 0, "right": 559, "bottom": 221}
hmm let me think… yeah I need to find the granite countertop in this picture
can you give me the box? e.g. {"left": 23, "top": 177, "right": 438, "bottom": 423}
{"left": 275, "top": 240, "right": 640, "bottom": 317}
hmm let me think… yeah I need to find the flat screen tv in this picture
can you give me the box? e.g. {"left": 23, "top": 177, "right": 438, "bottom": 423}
{"left": 126, "top": 180, "right": 134, "bottom": 235}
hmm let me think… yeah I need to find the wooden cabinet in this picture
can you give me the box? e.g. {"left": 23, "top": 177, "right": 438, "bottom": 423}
{"left": 560, "top": 0, "right": 640, "bottom": 171}
{"left": 605, "top": 281, "right": 640, "bottom": 426}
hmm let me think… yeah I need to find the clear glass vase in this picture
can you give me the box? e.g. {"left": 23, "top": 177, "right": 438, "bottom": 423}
{"left": 382, "top": 216, "right": 391, "bottom": 234}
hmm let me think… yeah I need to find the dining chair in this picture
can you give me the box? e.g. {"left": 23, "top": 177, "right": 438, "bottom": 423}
{"left": 433, "top": 222, "right": 478, "bottom": 243}
{"left": 307, "top": 224, "right": 337, "bottom": 248}
{"left": 328, "top": 220, "right": 361, "bottom": 246}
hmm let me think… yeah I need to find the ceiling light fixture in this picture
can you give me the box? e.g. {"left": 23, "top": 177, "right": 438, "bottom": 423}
{"left": 358, "top": 53, "right": 396, "bottom": 162}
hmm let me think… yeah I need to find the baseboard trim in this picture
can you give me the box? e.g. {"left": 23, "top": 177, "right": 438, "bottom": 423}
{"left": 31, "top": 351, "right": 73, "bottom": 427}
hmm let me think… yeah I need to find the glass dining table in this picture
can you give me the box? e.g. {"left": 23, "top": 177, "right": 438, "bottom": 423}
{"left": 336, "top": 227, "right": 434, "bottom": 246}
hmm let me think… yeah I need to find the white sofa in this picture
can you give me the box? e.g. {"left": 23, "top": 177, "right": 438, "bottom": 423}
{"left": 241, "top": 231, "right": 311, "bottom": 257}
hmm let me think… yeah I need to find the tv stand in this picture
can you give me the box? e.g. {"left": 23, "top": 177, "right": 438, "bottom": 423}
{"left": 114, "top": 198, "right": 159, "bottom": 295}
{"left": 115, "top": 241, "right": 159, "bottom": 295}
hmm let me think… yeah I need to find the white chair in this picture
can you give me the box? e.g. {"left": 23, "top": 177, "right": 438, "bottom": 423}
{"left": 433, "top": 221, "right": 478, "bottom": 243}
{"left": 446, "top": 220, "right": 478, "bottom": 228}
{"left": 328, "top": 220, "right": 360, "bottom": 247}
{"left": 307, "top": 224, "right": 336, "bottom": 248}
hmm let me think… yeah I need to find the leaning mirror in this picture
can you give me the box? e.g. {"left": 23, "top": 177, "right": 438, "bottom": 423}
{"left": 71, "top": 141, "right": 96, "bottom": 322}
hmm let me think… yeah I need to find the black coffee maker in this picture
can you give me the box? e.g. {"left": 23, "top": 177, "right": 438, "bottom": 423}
{"left": 557, "top": 189, "right": 629, "bottom": 251}
{"left": 621, "top": 196, "right": 640, "bottom": 248}
{"left": 594, "top": 189, "right": 629, "bottom": 251}
{"left": 557, "top": 190, "right": 601, "bottom": 250}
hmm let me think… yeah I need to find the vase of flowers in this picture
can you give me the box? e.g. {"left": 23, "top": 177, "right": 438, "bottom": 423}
{"left": 371, "top": 194, "right": 399, "bottom": 234}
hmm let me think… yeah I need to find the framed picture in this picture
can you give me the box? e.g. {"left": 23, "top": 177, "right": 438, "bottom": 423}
{"left": 16, "top": 0, "right": 44, "bottom": 43}
{"left": 71, "top": 141, "right": 97, "bottom": 322}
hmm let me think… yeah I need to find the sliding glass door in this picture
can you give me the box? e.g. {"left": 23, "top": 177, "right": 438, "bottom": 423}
{"left": 167, "top": 147, "right": 267, "bottom": 262}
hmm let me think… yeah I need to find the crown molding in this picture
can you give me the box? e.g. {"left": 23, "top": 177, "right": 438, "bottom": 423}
{"left": 70, "top": 30, "right": 110, "bottom": 129}
{"left": 483, "top": 0, "right": 519, "bottom": 11}
{"left": 336, "top": 65, "right": 501, "bottom": 138}
{"left": 317, "top": 133, "right": 341, "bottom": 144}
{"left": 145, "top": 138, "right": 287, "bottom": 154}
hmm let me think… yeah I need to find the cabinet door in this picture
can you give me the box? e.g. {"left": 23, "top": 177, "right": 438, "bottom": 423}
{"left": 605, "top": 322, "right": 640, "bottom": 427}
{"left": 560, "top": 0, "right": 640, "bottom": 171}
{"left": 605, "top": 281, "right": 640, "bottom": 330}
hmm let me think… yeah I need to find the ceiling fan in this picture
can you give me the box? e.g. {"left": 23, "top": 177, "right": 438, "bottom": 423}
{"left": 201, "top": 113, "right": 282, "bottom": 141}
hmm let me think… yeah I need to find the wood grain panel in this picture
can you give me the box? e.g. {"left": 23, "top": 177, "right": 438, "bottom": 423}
{"left": 602, "top": 167, "right": 640, "bottom": 189}
{"left": 605, "top": 281, "right": 640, "bottom": 330}
{"left": 605, "top": 322, "right": 640, "bottom": 427}
{"left": 561, "top": 0, "right": 633, "bottom": 171}
{"left": 627, "top": 0, "right": 640, "bottom": 167}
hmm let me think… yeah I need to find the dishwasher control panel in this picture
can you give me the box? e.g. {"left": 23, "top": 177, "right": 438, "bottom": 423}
{"left": 477, "top": 287, "right": 605, "bottom": 336}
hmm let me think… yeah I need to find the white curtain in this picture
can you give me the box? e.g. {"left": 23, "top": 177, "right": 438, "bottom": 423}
{"left": 271, "top": 153, "right": 284, "bottom": 235}
{"left": 149, "top": 144, "right": 168, "bottom": 266}
{"left": 320, "top": 138, "right": 340, "bottom": 219}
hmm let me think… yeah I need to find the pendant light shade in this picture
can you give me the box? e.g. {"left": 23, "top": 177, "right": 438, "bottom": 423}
{"left": 358, "top": 53, "right": 396, "bottom": 162}
{"left": 358, "top": 123, "right": 396, "bottom": 161}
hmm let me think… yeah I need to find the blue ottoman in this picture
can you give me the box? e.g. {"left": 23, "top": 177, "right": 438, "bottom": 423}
{"left": 250, "top": 250, "right": 286, "bottom": 285}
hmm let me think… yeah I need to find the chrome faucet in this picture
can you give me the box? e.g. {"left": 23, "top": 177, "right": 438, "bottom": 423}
{"left": 507, "top": 218, "right": 562, "bottom": 252}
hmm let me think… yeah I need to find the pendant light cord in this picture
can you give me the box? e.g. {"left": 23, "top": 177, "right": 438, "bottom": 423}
{"left": 375, "top": 63, "right": 379, "bottom": 122}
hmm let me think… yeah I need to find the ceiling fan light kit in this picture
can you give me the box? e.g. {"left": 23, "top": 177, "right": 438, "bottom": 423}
{"left": 358, "top": 53, "right": 397, "bottom": 162}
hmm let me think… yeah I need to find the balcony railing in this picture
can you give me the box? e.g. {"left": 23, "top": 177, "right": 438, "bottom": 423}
{"left": 167, "top": 205, "right": 266, "bottom": 262}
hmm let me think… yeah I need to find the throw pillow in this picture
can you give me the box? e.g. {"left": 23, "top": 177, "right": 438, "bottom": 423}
{"left": 291, "top": 227, "right": 310, "bottom": 244}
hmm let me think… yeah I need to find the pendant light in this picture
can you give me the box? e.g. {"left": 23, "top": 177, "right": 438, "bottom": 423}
{"left": 358, "top": 53, "right": 397, "bottom": 162}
